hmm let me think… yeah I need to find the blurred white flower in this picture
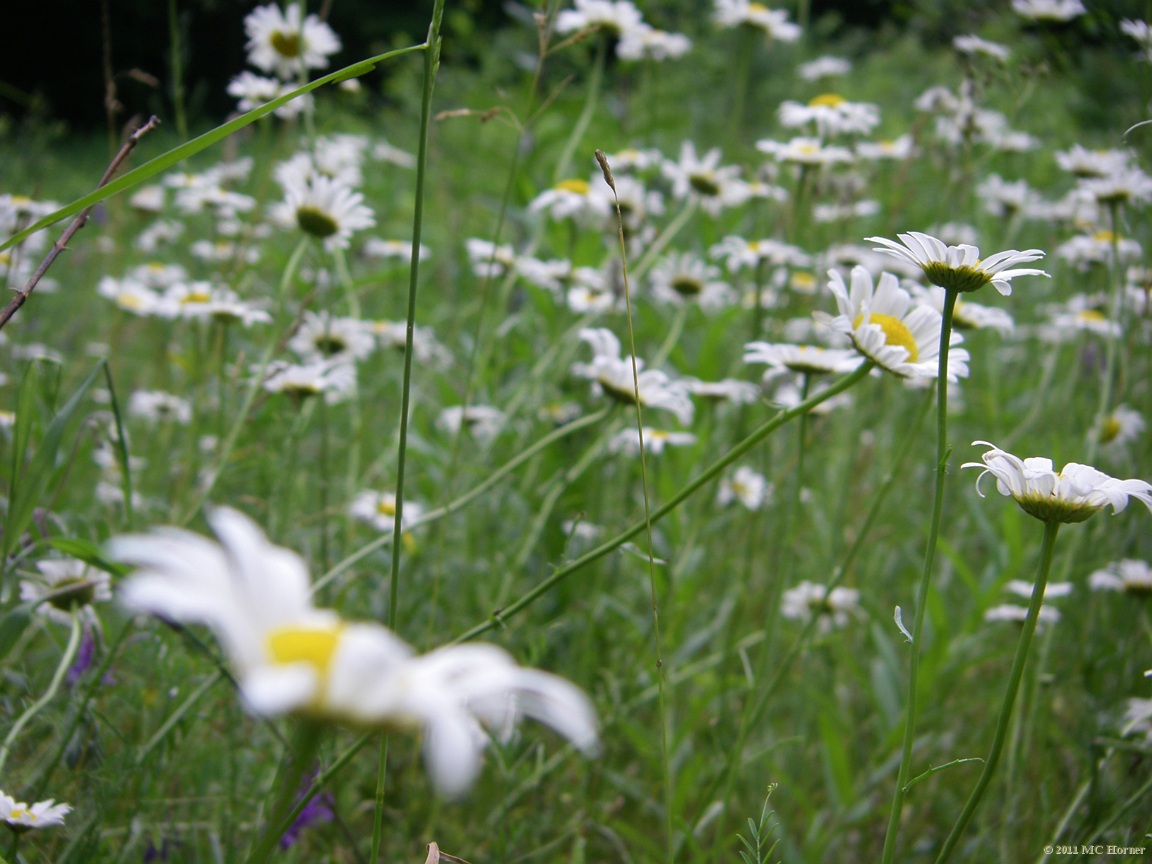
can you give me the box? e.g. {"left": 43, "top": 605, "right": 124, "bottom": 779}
{"left": 244, "top": 2, "right": 341, "bottom": 80}
{"left": 781, "top": 581, "right": 860, "bottom": 632}
{"left": 110, "top": 508, "right": 597, "bottom": 797}
{"left": 0, "top": 792, "right": 70, "bottom": 832}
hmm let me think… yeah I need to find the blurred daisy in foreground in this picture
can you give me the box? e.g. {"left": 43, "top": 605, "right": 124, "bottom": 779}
{"left": 571, "top": 329, "right": 694, "bottom": 425}
{"left": 815, "top": 265, "right": 970, "bottom": 381}
{"left": 1089, "top": 559, "right": 1152, "bottom": 594}
{"left": 781, "top": 581, "right": 860, "bottom": 633}
{"left": 717, "top": 466, "right": 772, "bottom": 510}
{"left": 0, "top": 793, "right": 70, "bottom": 832}
{"left": 963, "top": 441, "right": 1152, "bottom": 523}
{"left": 868, "top": 230, "right": 1047, "bottom": 296}
{"left": 244, "top": 2, "right": 341, "bottom": 80}
{"left": 109, "top": 508, "right": 598, "bottom": 797}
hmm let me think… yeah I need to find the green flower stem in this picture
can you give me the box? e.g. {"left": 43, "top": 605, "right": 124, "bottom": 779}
{"left": 455, "top": 360, "right": 875, "bottom": 643}
{"left": 243, "top": 719, "right": 325, "bottom": 864}
{"left": 553, "top": 35, "right": 606, "bottom": 184}
{"left": 0, "top": 614, "right": 82, "bottom": 779}
{"left": 880, "top": 287, "right": 959, "bottom": 864}
{"left": 935, "top": 519, "right": 1062, "bottom": 864}
{"left": 1087, "top": 201, "right": 1125, "bottom": 465}
{"left": 373, "top": 5, "right": 444, "bottom": 861}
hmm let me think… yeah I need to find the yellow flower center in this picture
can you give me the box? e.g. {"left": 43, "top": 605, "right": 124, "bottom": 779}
{"left": 749, "top": 1, "right": 768, "bottom": 11}
{"left": 10, "top": 809, "right": 31, "bottom": 821}
{"left": 556, "top": 179, "right": 590, "bottom": 195}
{"left": 1076, "top": 310, "right": 1107, "bottom": 323}
{"left": 376, "top": 499, "right": 397, "bottom": 517}
{"left": 267, "top": 624, "right": 342, "bottom": 674}
{"left": 809, "top": 93, "right": 845, "bottom": 108}
{"left": 797, "top": 143, "right": 819, "bottom": 155}
{"left": 117, "top": 293, "right": 144, "bottom": 310}
{"left": 790, "top": 272, "right": 816, "bottom": 291}
{"left": 671, "top": 275, "right": 704, "bottom": 296}
{"left": 181, "top": 291, "right": 212, "bottom": 305}
{"left": 853, "top": 312, "right": 919, "bottom": 362}
{"left": 270, "top": 30, "right": 302, "bottom": 59}
{"left": 1092, "top": 229, "right": 1116, "bottom": 243}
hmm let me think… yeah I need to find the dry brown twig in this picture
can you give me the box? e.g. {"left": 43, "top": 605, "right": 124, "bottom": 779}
{"left": 0, "top": 114, "right": 161, "bottom": 333}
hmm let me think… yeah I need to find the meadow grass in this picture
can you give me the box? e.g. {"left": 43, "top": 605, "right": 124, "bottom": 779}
{"left": 1, "top": 2, "right": 1151, "bottom": 862}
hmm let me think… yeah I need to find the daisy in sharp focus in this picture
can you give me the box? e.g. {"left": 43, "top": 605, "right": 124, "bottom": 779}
{"left": 109, "top": 508, "right": 598, "bottom": 798}
{"left": 244, "top": 2, "right": 342, "bottom": 81}
{"left": 814, "top": 265, "right": 970, "bottom": 381}
{"left": 963, "top": 441, "right": 1152, "bottom": 524}
{"left": 867, "top": 231, "right": 1048, "bottom": 296}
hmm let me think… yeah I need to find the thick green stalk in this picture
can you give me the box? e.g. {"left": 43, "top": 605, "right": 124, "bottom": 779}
{"left": 935, "top": 520, "right": 1061, "bottom": 864}
{"left": 243, "top": 720, "right": 325, "bottom": 864}
{"left": 880, "top": 287, "right": 959, "bottom": 864}
{"left": 455, "top": 360, "right": 875, "bottom": 642}
{"left": 374, "top": 3, "right": 444, "bottom": 860}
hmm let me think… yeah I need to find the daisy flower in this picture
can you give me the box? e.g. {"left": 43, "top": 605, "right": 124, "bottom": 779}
{"left": 815, "top": 265, "right": 970, "bottom": 381}
{"left": 554, "top": 0, "right": 648, "bottom": 38}
{"left": 1079, "top": 168, "right": 1152, "bottom": 207}
{"left": 717, "top": 466, "right": 772, "bottom": 510}
{"left": 1011, "top": 0, "right": 1086, "bottom": 22}
{"left": 710, "top": 236, "right": 810, "bottom": 272}
{"left": 647, "top": 253, "right": 735, "bottom": 309}
{"left": 261, "top": 358, "right": 357, "bottom": 404}
{"left": 963, "top": 441, "right": 1152, "bottom": 523}
{"left": 1055, "top": 145, "right": 1131, "bottom": 178}
{"left": 661, "top": 142, "right": 750, "bottom": 215}
{"left": 571, "top": 329, "right": 694, "bottom": 425}
{"left": 682, "top": 378, "right": 761, "bottom": 405}
{"left": 529, "top": 178, "right": 613, "bottom": 224}
{"left": 953, "top": 35, "right": 1010, "bottom": 61}
{"left": 743, "top": 342, "right": 862, "bottom": 377}
{"left": 797, "top": 55, "right": 851, "bottom": 80}
{"left": 227, "top": 71, "right": 312, "bottom": 119}
{"left": 780, "top": 581, "right": 860, "bottom": 633}
{"left": 756, "top": 136, "right": 855, "bottom": 167}
{"left": 437, "top": 405, "right": 507, "bottom": 444}
{"left": 1092, "top": 405, "right": 1145, "bottom": 450}
{"left": 1089, "top": 559, "right": 1152, "bottom": 594}
{"left": 712, "top": 0, "right": 802, "bottom": 41}
{"left": 244, "top": 2, "right": 342, "bottom": 81}
{"left": 272, "top": 174, "right": 375, "bottom": 252}
{"left": 607, "top": 427, "right": 697, "bottom": 456}
{"left": 912, "top": 285, "right": 1015, "bottom": 332}
{"left": 867, "top": 230, "right": 1048, "bottom": 296}
{"left": 984, "top": 604, "right": 1061, "bottom": 628}
{"left": 0, "top": 793, "right": 70, "bottom": 832}
{"left": 349, "top": 491, "right": 425, "bottom": 533}
{"left": 19, "top": 558, "right": 112, "bottom": 626}
{"left": 778, "top": 94, "right": 880, "bottom": 138}
{"left": 109, "top": 509, "right": 598, "bottom": 798}
{"left": 616, "top": 27, "right": 692, "bottom": 61}
{"left": 288, "top": 312, "right": 376, "bottom": 363}
{"left": 129, "top": 390, "right": 193, "bottom": 424}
